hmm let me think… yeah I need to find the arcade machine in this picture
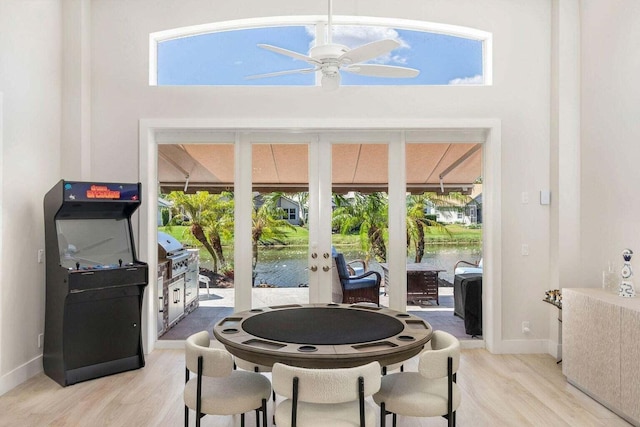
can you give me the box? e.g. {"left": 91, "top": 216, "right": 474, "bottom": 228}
{"left": 43, "top": 180, "right": 148, "bottom": 386}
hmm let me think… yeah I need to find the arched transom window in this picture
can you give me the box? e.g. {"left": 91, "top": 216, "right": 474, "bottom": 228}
{"left": 150, "top": 16, "right": 491, "bottom": 87}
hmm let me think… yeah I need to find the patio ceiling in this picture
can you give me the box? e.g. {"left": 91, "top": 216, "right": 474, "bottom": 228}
{"left": 158, "top": 141, "right": 482, "bottom": 195}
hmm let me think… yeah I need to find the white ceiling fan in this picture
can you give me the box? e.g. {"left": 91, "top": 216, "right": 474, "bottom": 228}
{"left": 247, "top": 0, "right": 420, "bottom": 90}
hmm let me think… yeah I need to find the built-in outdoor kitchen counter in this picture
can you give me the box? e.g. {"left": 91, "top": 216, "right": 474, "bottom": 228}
{"left": 157, "top": 232, "right": 199, "bottom": 338}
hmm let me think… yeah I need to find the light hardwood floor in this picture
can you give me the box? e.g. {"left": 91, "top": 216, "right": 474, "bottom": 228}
{"left": 0, "top": 349, "right": 630, "bottom": 427}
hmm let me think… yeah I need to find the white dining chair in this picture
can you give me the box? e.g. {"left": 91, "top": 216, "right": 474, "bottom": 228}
{"left": 373, "top": 330, "right": 461, "bottom": 427}
{"left": 184, "top": 331, "right": 271, "bottom": 427}
{"left": 272, "top": 361, "right": 381, "bottom": 426}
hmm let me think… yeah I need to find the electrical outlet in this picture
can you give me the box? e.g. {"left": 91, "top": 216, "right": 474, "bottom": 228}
{"left": 522, "top": 321, "right": 531, "bottom": 334}
{"left": 38, "top": 333, "right": 44, "bottom": 348}
{"left": 521, "top": 244, "right": 529, "bottom": 256}
{"left": 521, "top": 192, "right": 529, "bottom": 204}
{"left": 37, "top": 249, "right": 44, "bottom": 264}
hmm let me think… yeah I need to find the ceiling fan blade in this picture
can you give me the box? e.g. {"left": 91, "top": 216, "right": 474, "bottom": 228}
{"left": 321, "top": 73, "right": 341, "bottom": 91}
{"left": 258, "top": 44, "right": 321, "bottom": 65}
{"left": 246, "top": 68, "right": 318, "bottom": 80}
{"left": 343, "top": 64, "right": 420, "bottom": 78}
{"left": 339, "top": 39, "right": 400, "bottom": 64}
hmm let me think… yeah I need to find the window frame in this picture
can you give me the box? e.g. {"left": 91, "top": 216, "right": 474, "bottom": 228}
{"left": 149, "top": 15, "right": 492, "bottom": 87}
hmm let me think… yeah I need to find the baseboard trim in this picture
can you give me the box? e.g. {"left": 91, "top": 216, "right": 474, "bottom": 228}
{"left": 460, "top": 339, "right": 485, "bottom": 349}
{"left": 154, "top": 339, "right": 186, "bottom": 349}
{"left": 0, "top": 354, "right": 43, "bottom": 396}
{"left": 546, "top": 339, "right": 561, "bottom": 359}
{"left": 496, "top": 338, "right": 550, "bottom": 354}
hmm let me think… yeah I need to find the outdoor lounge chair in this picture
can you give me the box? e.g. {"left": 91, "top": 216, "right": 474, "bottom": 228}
{"left": 333, "top": 253, "right": 381, "bottom": 306}
{"left": 453, "top": 258, "right": 483, "bottom": 275}
{"left": 331, "top": 246, "right": 367, "bottom": 275}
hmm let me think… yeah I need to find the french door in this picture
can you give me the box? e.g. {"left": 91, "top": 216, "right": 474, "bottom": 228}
{"left": 233, "top": 132, "right": 406, "bottom": 311}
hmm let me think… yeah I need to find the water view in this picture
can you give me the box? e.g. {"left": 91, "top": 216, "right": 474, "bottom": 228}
{"left": 201, "top": 244, "right": 481, "bottom": 287}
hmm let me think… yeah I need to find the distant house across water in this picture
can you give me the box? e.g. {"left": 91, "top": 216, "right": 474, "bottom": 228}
{"left": 427, "top": 185, "right": 482, "bottom": 225}
{"left": 254, "top": 194, "right": 304, "bottom": 226}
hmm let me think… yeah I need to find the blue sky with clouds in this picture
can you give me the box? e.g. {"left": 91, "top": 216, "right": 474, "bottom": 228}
{"left": 157, "top": 24, "right": 483, "bottom": 86}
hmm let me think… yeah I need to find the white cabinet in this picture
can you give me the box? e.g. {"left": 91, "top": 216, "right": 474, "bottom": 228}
{"left": 184, "top": 249, "right": 199, "bottom": 307}
{"left": 563, "top": 288, "right": 640, "bottom": 425}
{"left": 620, "top": 308, "right": 640, "bottom": 422}
{"left": 168, "top": 277, "right": 185, "bottom": 326}
{"left": 157, "top": 275, "right": 164, "bottom": 336}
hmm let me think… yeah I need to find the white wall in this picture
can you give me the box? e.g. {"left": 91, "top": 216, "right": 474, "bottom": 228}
{"left": 580, "top": 0, "right": 640, "bottom": 285}
{"left": 89, "top": 0, "right": 553, "bottom": 346}
{"left": 0, "top": 0, "right": 62, "bottom": 394}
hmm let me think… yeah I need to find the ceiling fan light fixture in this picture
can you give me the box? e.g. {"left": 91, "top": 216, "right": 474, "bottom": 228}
{"left": 321, "top": 73, "right": 341, "bottom": 91}
{"left": 323, "top": 64, "right": 340, "bottom": 76}
{"left": 246, "top": 0, "right": 420, "bottom": 88}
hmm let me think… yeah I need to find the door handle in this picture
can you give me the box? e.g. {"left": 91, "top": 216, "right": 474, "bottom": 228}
{"left": 322, "top": 265, "right": 330, "bottom": 272}
{"left": 310, "top": 265, "right": 318, "bottom": 272}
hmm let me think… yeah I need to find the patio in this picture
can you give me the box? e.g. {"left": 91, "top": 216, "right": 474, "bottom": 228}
{"left": 158, "top": 286, "right": 479, "bottom": 343}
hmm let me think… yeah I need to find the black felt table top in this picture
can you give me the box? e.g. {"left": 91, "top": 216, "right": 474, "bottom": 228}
{"left": 242, "top": 307, "right": 404, "bottom": 345}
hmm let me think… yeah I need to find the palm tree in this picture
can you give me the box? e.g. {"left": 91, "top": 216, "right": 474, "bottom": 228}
{"left": 406, "top": 193, "right": 450, "bottom": 263}
{"left": 202, "top": 191, "right": 234, "bottom": 271}
{"left": 252, "top": 192, "right": 296, "bottom": 284}
{"left": 332, "top": 192, "right": 389, "bottom": 262}
{"left": 166, "top": 191, "right": 234, "bottom": 273}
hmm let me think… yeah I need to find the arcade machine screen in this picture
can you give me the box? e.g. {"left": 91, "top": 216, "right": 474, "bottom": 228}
{"left": 56, "top": 218, "right": 134, "bottom": 270}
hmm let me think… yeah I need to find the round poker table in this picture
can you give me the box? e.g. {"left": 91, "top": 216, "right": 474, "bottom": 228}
{"left": 213, "top": 303, "right": 433, "bottom": 369}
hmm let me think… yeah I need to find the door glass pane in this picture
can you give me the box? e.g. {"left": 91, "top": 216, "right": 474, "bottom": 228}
{"left": 405, "top": 143, "right": 483, "bottom": 335}
{"left": 157, "top": 143, "right": 235, "bottom": 340}
{"left": 252, "top": 143, "right": 309, "bottom": 306}
{"left": 405, "top": 142, "right": 482, "bottom": 285}
{"left": 331, "top": 143, "right": 388, "bottom": 306}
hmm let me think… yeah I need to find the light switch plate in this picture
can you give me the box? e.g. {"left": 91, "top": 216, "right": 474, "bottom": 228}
{"left": 540, "top": 190, "right": 551, "bottom": 205}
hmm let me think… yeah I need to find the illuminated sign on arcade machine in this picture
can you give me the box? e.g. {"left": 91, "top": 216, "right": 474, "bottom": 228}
{"left": 43, "top": 180, "right": 148, "bottom": 386}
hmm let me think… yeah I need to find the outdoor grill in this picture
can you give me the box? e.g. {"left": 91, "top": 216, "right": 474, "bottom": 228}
{"left": 158, "top": 231, "right": 189, "bottom": 277}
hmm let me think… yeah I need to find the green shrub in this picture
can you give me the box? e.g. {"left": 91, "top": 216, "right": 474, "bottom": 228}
{"left": 161, "top": 209, "right": 170, "bottom": 226}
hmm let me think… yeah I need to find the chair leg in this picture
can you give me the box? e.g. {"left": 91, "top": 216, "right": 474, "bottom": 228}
{"left": 196, "top": 356, "right": 203, "bottom": 427}
{"left": 184, "top": 367, "right": 190, "bottom": 427}
{"left": 241, "top": 413, "right": 245, "bottom": 427}
{"left": 262, "top": 398, "right": 267, "bottom": 427}
{"left": 292, "top": 377, "right": 299, "bottom": 427}
{"left": 358, "top": 377, "right": 365, "bottom": 427}
{"left": 392, "top": 413, "right": 397, "bottom": 427}
{"left": 254, "top": 398, "right": 267, "bottom": 427}
{"left": 447, "top": 356, "right": 454, "bottom": 427}
{"left": 380, "top": 403, "right": 386, "bottom": 427}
